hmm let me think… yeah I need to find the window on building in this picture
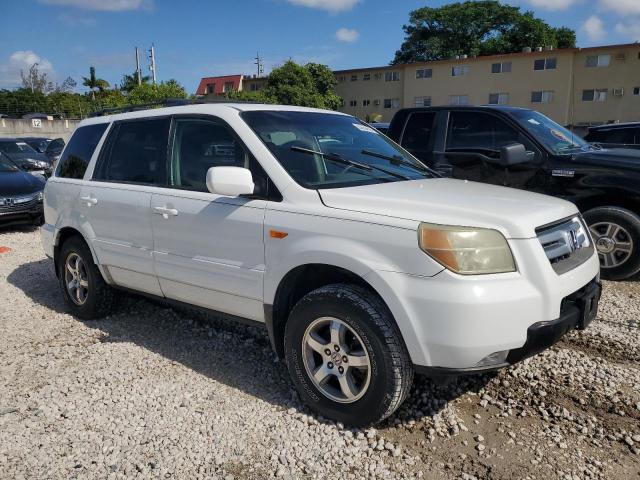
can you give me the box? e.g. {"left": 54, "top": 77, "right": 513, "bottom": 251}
{"left": 350, "top": 74, "right": 358, "bottom": 81}
{"left": 94, "top": 118, "right": 171, "bottom": 185}
{"left": 223, "top": 82, "right": 234, "bottom": 93}
{"left": 373, "top": 99, "right": 380, "bottom": 106}
{"left": 249, "top": 83, "right": 260, "bottom": 91}
{"left": 337, "top": 76, "right": 346, "bottom": 82}
{"left": 449, "top": 95, "right": 470, "bottom": 105}
{"left": 491, "top": 62, "right": 512, "bottom": 74}
{"left": 349, "top": 100, "right": 357, "bottom": 107}
{"left": 531, "top": 90, "right": 554, "bottom": 103}
{"left": 383, "top": 98, "right": 400, "bottom": 109}
{"left": 374, "top": 73, "right": 382, "bottom": 80}
{"left": 586, "top": 54, "right": 611, "bottom": 68}
{"left": 582, "top": 89, "right": 608, "bottom": 102}
{"left": 488, "top": 93, "right": 509, "bottom": 105}
{"left": 363, "top": 73, "right": 371, "bottom": 81}
{"left": 416, "top": 68, "right": 433, "bottom": 79}
{"left": 451, "top": 65, "right": 470, "bottom": 77}
{"left": 634, "top": 87, "right": 640, "bottom": 96}
{"left": 206, "top": 83, "right": 216, "bottom": 94}
{"left": 362, "top": 99, "right": 370, "bottom": 107}
{"left": 533, "top": 58, "right": 557, "bottom": 71}
{"left": 384, "top": 71, "right": 400, "bottom": 82}
{"left": 413, "top": 96, "right": 432, "bottom": 107}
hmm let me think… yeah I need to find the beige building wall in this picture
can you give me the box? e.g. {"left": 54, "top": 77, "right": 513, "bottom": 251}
{"left": 335, "top": 68, "right": 403, "bottom": 122}
{"left": 334, "top": 43, "right": 640, "bottom": 127}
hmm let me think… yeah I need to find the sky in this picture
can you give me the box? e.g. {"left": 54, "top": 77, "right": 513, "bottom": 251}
{"left": 0, "top": 0, "right": 639, "bottom": 94}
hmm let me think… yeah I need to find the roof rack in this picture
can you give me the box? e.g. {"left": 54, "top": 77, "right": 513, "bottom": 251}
{"left": 89, "top": 97, "right": 263, "bottom": 117}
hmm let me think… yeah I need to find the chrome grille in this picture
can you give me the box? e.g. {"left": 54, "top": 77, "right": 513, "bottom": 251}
{"left": 536, "top": 216, "right": 594, "bottom": 275}
{"left": 0, "top": 196, "right": 40, "bottom": 214}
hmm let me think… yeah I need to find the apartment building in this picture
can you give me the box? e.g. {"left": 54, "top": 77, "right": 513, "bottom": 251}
{"left": 195, "top": 74, "right": 267, "bottom": 96}
{"left": 334, "top": 43, "right": 640, "bottom": 127}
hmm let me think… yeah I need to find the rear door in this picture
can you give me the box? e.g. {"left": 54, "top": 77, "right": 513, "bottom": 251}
{"left": 150, "top": 116, "right": 268, "bottom": 321}
{"left": 83, "top": 117, "right": 170, "bottom": 295}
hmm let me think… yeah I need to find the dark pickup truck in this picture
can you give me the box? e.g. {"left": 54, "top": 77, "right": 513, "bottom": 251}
{"left": 388, "top": 106, "right": 640, "bottom": 280}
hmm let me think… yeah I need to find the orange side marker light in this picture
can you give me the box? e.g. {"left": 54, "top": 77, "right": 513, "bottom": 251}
{"left": 270, "top": 230, "right": 288, "bottom": 239}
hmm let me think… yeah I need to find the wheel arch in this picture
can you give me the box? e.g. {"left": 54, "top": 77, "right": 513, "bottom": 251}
{"left": 53, "top": 226, "right": 104, "bottom": 280}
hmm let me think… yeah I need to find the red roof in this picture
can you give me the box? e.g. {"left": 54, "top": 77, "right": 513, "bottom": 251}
{"left": 195, "top": 75, "right": 242, "bottom": 96}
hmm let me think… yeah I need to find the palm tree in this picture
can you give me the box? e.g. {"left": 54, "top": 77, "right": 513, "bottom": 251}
{"left": 82, "top": 66, "right": 110, "bottom": 100}
{"left": 120, "top": 71, "right": 151, "bottom": 92}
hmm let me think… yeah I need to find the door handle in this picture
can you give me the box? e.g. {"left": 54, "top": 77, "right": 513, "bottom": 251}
{"left": 153, "top": 206, "right": 179, "bottom": 218}
{"left": 80, "top": 195, "right": 97, "bottom": 206}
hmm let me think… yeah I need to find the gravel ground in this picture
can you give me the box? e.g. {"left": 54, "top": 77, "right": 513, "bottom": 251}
{"left": 0, "top": 227, "right": 638, "bottom": 480}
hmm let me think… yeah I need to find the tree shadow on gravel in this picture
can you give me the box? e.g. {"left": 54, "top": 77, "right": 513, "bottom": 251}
{"left": 8, "top": 259, "right": 491, "bottom": 427}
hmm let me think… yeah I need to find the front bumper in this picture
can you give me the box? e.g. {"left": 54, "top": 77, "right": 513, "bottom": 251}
{"left": 0, "top": 202, "right": 44, "bottom": 226}
{"left": 415, "top": 278, "right": 601, "bottom": 377}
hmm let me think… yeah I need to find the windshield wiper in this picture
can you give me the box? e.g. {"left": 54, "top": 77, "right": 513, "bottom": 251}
{"left": 360, "top": 149, "right": 431, "bottom": 175}
{"left": 290, "top": 146, "right": 410, "bottom": 180}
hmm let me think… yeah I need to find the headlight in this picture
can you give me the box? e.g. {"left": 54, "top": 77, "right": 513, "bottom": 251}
{"left": 418, "top": 223, "right": 516, "bottom": 275}
{"left": 35, "top": 191, "right": 43, "bottom": 201}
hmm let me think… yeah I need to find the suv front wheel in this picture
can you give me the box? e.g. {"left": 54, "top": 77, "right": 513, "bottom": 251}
{"left": 284, "top": 284, "right": 413, "bottom": 426}
{"left": 584, "top": 206, "right": 640, "bottom": 280}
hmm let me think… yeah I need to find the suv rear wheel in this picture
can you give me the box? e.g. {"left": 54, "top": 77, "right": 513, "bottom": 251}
{"left": 284, "top": 284, "right": 413, "bottom": 426}
{"left": 583, "top": 207, "right": 640, "bottom": 280}
{"left": 58, "top": 236, "right": 115, "bottom": 319}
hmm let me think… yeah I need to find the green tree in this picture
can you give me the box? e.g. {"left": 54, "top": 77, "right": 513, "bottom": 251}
{"left": 82, "top": 66, "right": 110, "bottom": 100}
{"left": 126, "top": 79, "right": 188, "bottom": 104}
{"left": 119, "top": 70, "right": 151, "bottom": 92}
{"left": 392, "top": 1, "right": 576, "bottom": 64}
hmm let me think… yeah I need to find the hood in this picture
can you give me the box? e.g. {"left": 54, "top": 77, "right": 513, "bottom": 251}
{"left": 0, "top": 170, "right": 45, "bottom": 196}
{"left": 318, "top": 178, "right": 578, "bottom": 239}
{"left": 572, "top": 148, "right": 640, "bottom": 170}
{"left": 5, "top": 151, "right": 50, "bottom": 164}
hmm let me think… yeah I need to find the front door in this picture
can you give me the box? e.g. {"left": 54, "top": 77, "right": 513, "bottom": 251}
{"left": 151, "top": 117, "right": 267, "bottom": 321}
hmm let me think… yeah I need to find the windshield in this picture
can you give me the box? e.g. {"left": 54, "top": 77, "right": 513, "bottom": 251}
{"left": 241, "top": 111, "right": 431, "bottom": 189}
{"left": 0, "top": 141, "right": 37, "bottom": 155}
{"left": 0, "top": 155, "right": 18, "bottom": 172}
{"left": 511, "top": 110, "right": 590, "bottom": 155}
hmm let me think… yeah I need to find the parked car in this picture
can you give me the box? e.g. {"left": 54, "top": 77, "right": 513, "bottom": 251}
{"left": 22, "top": 137, "right": 52, "bottom": 153}
{"left": 0, "top": 138, "right": 53, "bottom": 177}
{"left": 0, "top": 152, "right": 45, "bottom": 227}
{"left": 584, "top": 122, "right": 640, "bottom": 150}
{"left": 388, "top": 106, "right": 640, "bottom": 280}
{"left": 42, "top": 103, "right": 600, "bottom": 426}
{"left": 369, "top": 122, "right": 390, "bottom": 135}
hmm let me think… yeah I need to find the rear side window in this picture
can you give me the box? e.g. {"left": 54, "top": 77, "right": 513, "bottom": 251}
{"left": 400, "top": 112, "right": 435, "bottom": 151}
{"left": 94, "top": 118, "right": 170, "bottom": 185}
{"left": 57, "top": 123, "right": 108, "bottom": 179}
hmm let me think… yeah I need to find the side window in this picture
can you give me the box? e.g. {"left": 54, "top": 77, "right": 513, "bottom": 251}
{"left": 400, "top": 112, "right": 435, "bottom": 151}
{"left": 94, "top": 118, "right": 170, "bottom": 185}
{"left": 57, "top": 123, "right": 108, "bottom": 179}
{"left": 171, "top": 118, "right": 276, "bottom": 198}
{"left": 446, "top": 112, "right": 523, "bottom": 151}
{"left": 602, "top": 128, "right": 636, "bottom": 145}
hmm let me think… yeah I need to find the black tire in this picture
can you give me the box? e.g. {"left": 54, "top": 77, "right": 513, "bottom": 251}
{"left": 284, "top": 284, "right": 413, "bottom": 426}
{"left": 583, "top": 206, "right": 640, "bottom": 280}
{"left": 57, "top": 236, "right": 115, "bottom": 320}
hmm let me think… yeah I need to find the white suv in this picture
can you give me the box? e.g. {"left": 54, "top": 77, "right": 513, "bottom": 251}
{"left": 42, "top": 103, "right": 601, "bottom": 426}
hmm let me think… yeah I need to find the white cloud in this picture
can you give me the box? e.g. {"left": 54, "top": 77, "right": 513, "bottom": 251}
{"left": 525, "top": 0, "right": 578, "bottom": 10}
{"left": 57, "top": 12, "right": 96, "bottom": 26}
{"left": 0, "top": 51, "right": 55, "bottom": 88}
{"left": 285, "top": 0, "right": 360, "bottom": 13}
{"left": 582, "top": 15, "right": 606, "bottom": 41}
{"left": 599, "top": 0, "right": 640, "bottom": 15}
{"left": 335, "top": 28, "right": 359, "bottom": 43}
{"left": 40, "top": 0, "right": 152, "bottom": 11}
{"left": 615, "top": 21, "right": 640, "bottom": 41}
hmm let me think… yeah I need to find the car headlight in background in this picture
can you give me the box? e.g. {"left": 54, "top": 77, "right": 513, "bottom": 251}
{"left": 418, "top": 222, "right": 516, "bottom": 275}
{"left": 35, "top": 191, "right": 43, "bottom": 202}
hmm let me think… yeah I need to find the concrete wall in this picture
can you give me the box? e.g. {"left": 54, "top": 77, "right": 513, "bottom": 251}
{"left": 0, "top": 118, "right": 80, "bottom": 142}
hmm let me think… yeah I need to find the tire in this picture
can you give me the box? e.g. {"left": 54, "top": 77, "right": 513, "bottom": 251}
{"left": 284, "top": 284, "right": 413, "bottom": 426}
{"left": 57, "top": 236, "right": 115, "bottom": 320}
{"left": 583, "top": 206, "right": 640, "bottom": 280}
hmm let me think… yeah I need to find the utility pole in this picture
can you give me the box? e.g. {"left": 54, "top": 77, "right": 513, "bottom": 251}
{"left": 148, "top": 44, "right": 157, "bottom": 84}
{"left": 135, "top": 47, "right": 142, "bottom": 85}
{"left": 254, "top": 52, "right": 264, "bottom": 77}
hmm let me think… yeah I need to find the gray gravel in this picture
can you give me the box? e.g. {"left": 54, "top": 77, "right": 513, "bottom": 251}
{"left": 0, "top": 228, "right": 639, "bottom": 479}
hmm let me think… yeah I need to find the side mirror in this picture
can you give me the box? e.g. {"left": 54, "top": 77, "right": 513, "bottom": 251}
{"left": 206, "top": 166, "right": 254, "bottom": 197}
{"left": 499, "top": 143, "right": 532, "bottom": 167}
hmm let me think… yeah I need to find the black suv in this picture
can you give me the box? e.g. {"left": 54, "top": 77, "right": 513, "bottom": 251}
{"left": 584, "top": 123, "right": 640, "bottom": 150}
{"left": 388, "top": 106, "right": 640, "bottom": 280}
